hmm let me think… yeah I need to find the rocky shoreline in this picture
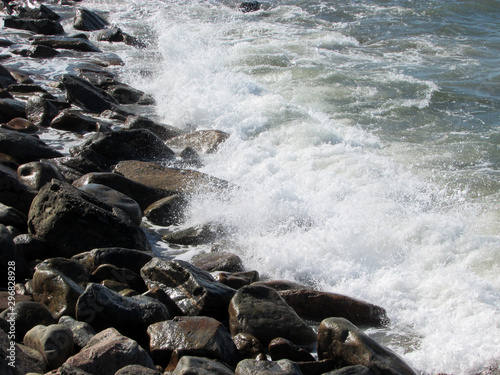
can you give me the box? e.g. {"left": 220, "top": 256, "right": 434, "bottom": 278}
{"left": 0, "top": 1, "right": 422, "bottom": 374}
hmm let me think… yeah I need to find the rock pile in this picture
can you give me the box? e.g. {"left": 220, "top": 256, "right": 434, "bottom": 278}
{"left": 0, "top": 2, "right": 419, "bottom": 375}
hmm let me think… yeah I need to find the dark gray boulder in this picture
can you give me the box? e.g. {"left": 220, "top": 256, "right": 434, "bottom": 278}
{"left": 239, "top": 1, "right": 260, "bottom": 13}
{"left": 58, "top": 316, "right": 96, "bottom": 350}
{"left": 50, "top": 110, "right": 105, "bottom": 133}
{"left": 116, "top": 364, "right": 161, "bottom": 375}
{"left": 72, "top": 247, "right": 153, "bottom": 275}
{"left": 62, "top": 74, "right": 118, "bottom": 113}
{"left": 96, "top": 26, "right": 146, "bottom": 48}
{"left": 162, "top": 222, "right": 225, "bottom": 246}
{"left": 191, "top": 252, "right": 244, "bottom": 273}
{"left": 0, "top": 128, "right": 63, "bottom": 164}
{"left": 268, "top": 337, "right": 315, "bottom": 362}
{"left": 0, "top": 64, "right": 16, "bottom": 89}
{"left": 32, "top": 35, "right": 102, "bottom": 52}
{"left": 91, "top": 263, "right": 146, "bottom": 293}
{"left": 0, "top": 224, "right": 29, "bottom": 286}
{"left": 172, "top": 355, "right": 235, "bottom": 375}
{"left": 14, "top": 233, "right": 48, "bottom": 263}
{"left": 4, "top": 17, "right": 64, "bottom": 35}
{"left": 0, "top": 329, "right": 46, "bottom": 375}
{"left": 144, "top": 194, "right": 187, "bottom": 226}
{"left": 0, "top": 202, "right": 27, "bottom": 229}
{"left": 27, "top": 179, "right": 151, "bottom": 257}
{"left": 0, "top": 301, "right": 55, "bottom": 342}
{"left": 0, "top": 164, "right": 37, "bottom": 215}
{"left": 73, "top": 8, "right": 109, "bottom": 31}
{"left": 36, "top": 256, "right": 90, "bottom": 287}
{"left": 15, "top": 4, "right": 60, "bottom": 20}
{"left": 123, "top": 115, "right": 184, "bottom": 141}
{"left": 25, "top": 95, "right": 60, "bottom": 127}
{"left": 0, "top": 98, "right": 26, "bottom": 123}
{"left": 232, "top": 332, "right": 266, "bottom": 360}
{"left": 50, "top": 154, "right": 107, "bottom": 183}
{"left": 215, "top": 270, "right": 260, "bottom": 290}
{"left": 322, "top": 365, "right": 375, "bottom": 375}
{"left": 235, "top": 359, "right": 303, "bottom": 375}
{"left": 17, "top": 160, "right": 66, "bottom": 190}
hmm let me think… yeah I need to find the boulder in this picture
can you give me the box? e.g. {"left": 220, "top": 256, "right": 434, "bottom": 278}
{"left": 0, "top": 128, "right": 63, "bottom": 164}
{"left": 73, "top": 8, "right": 109, "bottom": 31}
{"left": 0, "top": 64, "right": 16, "bottom": 89}
{"left": 77, "top": 183, "right": 142, "bottom": 225}
{"left": 91, "top": 264, "right": 146, "bottom": 293}
{"left": 114, "top": 160, "right": 232, "bottom": 195}
{"left": 96, "top": 26, "right": 146, "bottom": 48}
{"left": 235, "top": 359, "right": 303, "bottom": 375}
{"left": 50, "top": 110, "right": 103, "bottom": 132}
{"left": 35, "top": 257, "right": 90, "bottom": 287}
{"left": 268, "top": 337, "right": 315, "bottom": 362}
{"left": 232, "top": 332, "right": 266, "bottom": 360}
{"left": 123, "top": 115, "right": 184, "bottom": 141}
{"left": 23, "top": 44, "right": 60, "bottom": 58}
{"left": 14, "top": 233, "right": 48, "bottom": 263}
{"left": 32, "top": 36, "right": 102, "bottom": 53}
{"left": 17, "top": 160, "right": 66, "bottom": 190}
{"left": 191, "top": 252, "right": 244, "bottom": 273}
{"left": 107, "top": 83, "right": 154, "bottom": 105}
{"left": 322, "top": 365, "right": 375, "bottom": 375}
{"left": 71, "top": 130, "right": 176, "bottom": 164}
{"left": 3, "top": 117, "right": 38, "bottom": 133}
{"left": 115, "top": 364, "right": 161, "bottom": 375}
{"left": 64, "top": 327, "right": 156, "bottom": 374}
{"left": 0, "top": 301, "right": 55, "bottom": 342}
{"left": 50, "top": 154, "right": 106, "bottom": 183}
{"left": 58, "top": 315, "right": 96, "bottom": 350}
{"left": 3, "top": 17, "right": 64, "bottom": 35}
{"left": 0, "top": 224, "right": 29, "bottom": 286}
{"left": 0, "top": 165, "right": 37, "bottom": 215}
{"left": 141, "top": 287, "right": 184, "bottom": 318}
{"left": 0, "top": 202, "right": 27, "bottom": 229}
{"left": 72, "top": 247, "right": 153, "bottom": 275}
{"left": 215, "top": 271, "right": 260, "bottom": 290}
{"left": 27, "top": 180, "right": 151, "bottom": 257}
{"left": 172, "top": 356, "right": 235, "bottom": 375}
{"left": 0, "top": 98, "right": 26, "bottom": 123}
{"left": 254, "top": 280, "right": 311, "bottom": 291}
{"left": 317, "top": 318, "right": 417, "bottom": 375}
{"left": 23, "top": 324, "right": 74, "bottom": 369}
{"left": 0, "top": 329, "right": 46, "bottom": 375}
{"left": 148, "top": 316, "right": 239, "bottom": 368}
{"left": 15, "top": 4, "right": 60, "bottom": 20}
{"left": 61, "top": 74, "right": 118, "bottom": 113}
{"left": 179, "top": 146, "right": 203, "bottom": 167}
{"left": 228, "top": 285, "right": 317, "bottom": 347}
{"left": 165, "top": 130, "right": 230, "bottom": 154}
{"left": 141, "top": 258, "right": 236, "bottom": 319}
{"left": 162, "top": 222, "right": 225, "bottom": 246}
{"left": 144, "top": 194, "right": 188, "bottom": 226}
{"left": 279, "top": 289, "right": 388, "bottom": 327}
{"left": 75, "top": 283, "right": 170, "bottom": 343}
{"left": 73, "top": 172, "right": 175, "bottom": 211}
{"left": 239, "top": 1, "right": 260, "bottom": 13}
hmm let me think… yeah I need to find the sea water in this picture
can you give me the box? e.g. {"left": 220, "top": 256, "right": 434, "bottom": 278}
{"left": 44, "top": 0, "right": 500, "bottom": 373}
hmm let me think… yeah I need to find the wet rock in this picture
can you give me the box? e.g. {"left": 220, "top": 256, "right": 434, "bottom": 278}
{"left": 62, "top": 74, "right": 118, "bottom": 113}
{"left": 215, "top": 271, "right": 260, "bottom": 290}
{"left": 50, "top": 154, "right": 106, "bottom": 183}
{"left": 77, "top": 183, "right": 142, "bottom": 225}
{"left": 317, "top": 318, "right": 417, "bottom": 375}
{"left": 27, "top": 180, "right": 151, "bottom": 257}
{"left": 141, "top": 287, "right": 184, "bottom": 317}
{"left": 191, "top": 252, "right": 245, "bottom": 273}
{"left": 96, "top": 26, "right": 146, "bottom": 48}
{"left": 91, "top": 263, "right": 146, "bottom": 292}
{"left": 268, "top": 337, "right": 315, "bottom": 362}
{"left": 0, "top": 300, "right": 55, "bottom": 342}
{"left": 0, "top": 98, "right": 26, "bottom": 123}
{"left": 73, "top": 171, "right": 174, "bottom": 210}
{"left": 72, "top": 247, "right": 153, "bottom": 275}
{"left": 123, "top": 115, "right": 184, "bottom": 141}
{"left": 115, "top": 364, "right": 162, "bottom": 375}
{"left": 3, "top": 117, "right": 39, "bottom": 133}
{"left": 148, "top": 316, "right": 239, "bottom": 369}
{"left": 17, "top": 160, "right": 66, "bottom": 190}
{"left": 32, "top": 36, "right": 102, "bottom": 53}
{"left": 239, "top": 1, "right": 260, "bottom": 13}
{"left": 179, "top": 146, "right": 203, "bottom": 167}
{"left": 24, "top": 324, "right": 74, "bottom": 369}
{"left": 6, "top": 83, "right": 52, "bottom": 97}
{"left": 4, "top": 17, "right": 64, "bottom": 35}
{"left": 0, "top": 164, "right": 37, "bottom": 214}
{"left": 107, "top": 83, "right": 153, "bottom": 105}
{"left": 322, "top": 365, "right": 375, "bottom": 375}
{"left": 58, "top": 316, "right": 96, "bottom": 350}
{"left": 0, "top": 329, "right": 46, "bottom": 375}
{"left": 141, "top": 258, "right": 236, "bottom": 319}
{"left": 0, "top": 128, "right": 63, "bottom": 164}
{"left": 0, "top": 202, "right": 27, "bottom": 229}
{"left": 0, "top": 64, "right": 16, "bottom": 89}
{"left": 165, "top": 130, "right": 230, "bottom": 154}
{"left": 71, "top": 129, "right": 176, "bottom": 164}
{"left": 279, "top": 289, "right": 388, "bottom": 327}
{"left": 255, "top": 280, "right": 311, "bottom": 291}
{"left": 162, "top": 223, "right": 225, "bottom": 246}
{"left": 114, "top": 160, "right": 232, "bottom": 194}
{"left": 73, "top": 8, "right": 109, "bottom": 31}
{"left": 228, "top": 284, "right": 317, "bottom": 347}
{"left": 235, "top": 359, "right": 302, "bottom": 375}
{"left": 172, "top": 355, "right": 235, "bottom": 375}
{"left": 17, "top": 342, "right": 48, "bottom": 373}
{"left": 50, "top": 110, "right": 104, "bottom": 132}
{"left": 23, "top": 44, "right": 60, "bottom": 58}
{"left": 75, "top": 283, "right": 169, "bottom": 343}
{"left": 14, "top": 233, "right": 48, "bottom": 263}
{"left": 0, "top": 224, "right": 29, "bottom": 287}
{"left": 15, "top": 4, "right": 60, "bottom": 20}
{"left": 232, "top": 332, "right": 266, "bottom": 360}
{"left": 144, "top": 194, "right": 188, "bottom": 226}
{"left": 64, "top": 327, "right": 156, "bottom": 374}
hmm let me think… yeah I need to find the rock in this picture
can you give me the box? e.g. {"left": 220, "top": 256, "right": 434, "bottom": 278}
{"left": 114, "top": 160, "right": 232, "bottom": 195}
{"left": 3, "top": 117, "right": 39, "bottom": 133}
{"left": 162, "top": 223, "right": 225, "bottom": 246}
{"left": 0, "top": 224, "right": 29, "bottom": 287}
{"left": 27, "top": 180, "right": 151, "bottom": 257}
{"left": 32, "top": 36, "right": 102, "bottom": 53}
{"left": 53, "top": 363, "right": 94, "bottom": 375}
{"left": 0, "top": 98, "right": 26, "bottom": 123}
{"left": 0, "top": 128, "right": 63, "bottom": 164}
{"left": 77, "top": 183, "right": 142, "bottom": 225}
{"left": 96, "top": 26, "right": 146, "bottom": 49}
{"left": 179, "top": 146, "right": 203, "bottom": 167}
{"left": 268, "top": 337, "right": 315, "bottom": 362}
{"left": 14, "top": 233, "right": 48, "bottom": 263}
{"left": 4, "top": 17, "right": 64, "bottom": 35}
{"left": 322, "top": 365, "right": 375, "bottom": 375}
{"left": 50, "top": 154, "right": 106, "bottom": 183}
{"left": 75, "top": 283, "right": 170, "bottom": 344}
{"left": 24, "top": 44, "right": 60, "bottom": 58}
{"left": 61, "top": 74, "right": 118, "bottom": 113}
{"left": 6, "top": 83, "right": 52, "bottom": 97}
{"left": 296, "top": 360, "right": 337, "bottom": 375}
{"left": 17, "top": 342, "right": 48, "bottom": 373}
{"left": 72, "top": 247, "right": 153, "bottom": 275}
{"left": 191, "top": 252, "right": 244, "bottom": 273}
{"left": 165, "top": 130, "right": 230, "bottom": 154}
{"left": 255, "top": 280, "right": 311, "bottom": 291}
{"left": 64, "top": 327, "right": 156, "bottom": 374}
{"left": 73, "top": 8, "right": 109, "bottom": 31}
{"left": 141, "top": 258, "right": 236, "bottom": 319}
{"left": 0, "top": 329, "right": 46, "bottom": 375}
{"left": 35, "top": 256, "right": 90, "bottom": 286}
{"left": 0, "top": 64, "right": 16, "bottom": 89}
{"left": 215, "top": 271, "right": 260, "bottom": 290}
{"left": 235, "top": 359, "right": 303, "bottom": 375}
{"left": 115, "top": 364, "right": 161, "bottom": 375}
{"left": 0, "top": 152, "right": 19, "bottom": 170}
{"left": 141, "top": 287, "right": 184, "bottom": 318}
{"left": 32, "top": 268, "right": 84, "bottom": 319}
{"left": 23, "top": 324, "right": 74, "bottom": 369}
{"left": 107, "top": 83, "right": 153, "bottom": 105}
{"left": 17, "top": 161, "right": 66, "bottom": 190}
{"left": 123, "top": 115, "right": 184, "bottom": 141}
{"left": 15, "top": 4, "right": 60, "bottom": 20}
{"left": 148, "top": 316, "right": 239, "bottom": 369}
{"left": 279, "top": 289, "right": 388, "bottom": 327}
{"left": 144, "top": 194, "right": 188, "bottom": 226}
{"left": 58, "top": 316, "right": 96, "bottom": 350}
{"left": 0, "top": 301, "right": 55, "bottom": 342}
{"left": 172, "top": 356, "right": 235, "bottom": 375}
{"left": 73, "top": 172, "right": 175, "bottom": 211}
{"left": 71, "top": 130, "right": 176, "bottom": 164}
{"left": 91, "top": 264, "right": 146, "bottom": 293}
{"left": 232, "top": 332, "right": 266, "bottom": 360}
{"left": 239, "top": 1, "right": 260, "bottom": 13}
{"left": 317, "top": 318, "right": 417, "bottom": 375}
{"left": 50, "top": 110, "right": 103, "bottom": 132}
{"left": 0, "top": 202, "right": 27, "bottom": 229}
{"left": 228, "top": 285, "right": 317, "bottom": 347}
{"left": 0, "top": 164, "right": 37, "bottom": 214}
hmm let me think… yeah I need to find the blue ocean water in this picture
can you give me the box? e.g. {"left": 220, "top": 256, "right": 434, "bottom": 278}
{"left": 42, "top": 0, "right": 500, "bottom": 373}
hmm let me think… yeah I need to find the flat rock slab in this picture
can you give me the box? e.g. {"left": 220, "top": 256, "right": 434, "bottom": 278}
{"left": 32, "top": 36, "right": 102, "bottom": 52}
